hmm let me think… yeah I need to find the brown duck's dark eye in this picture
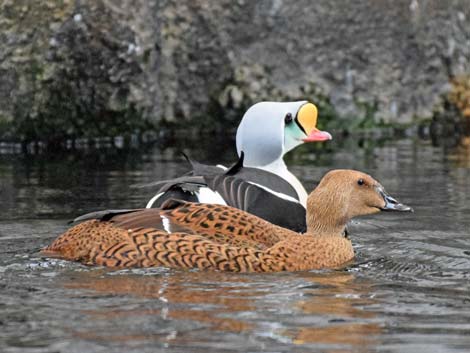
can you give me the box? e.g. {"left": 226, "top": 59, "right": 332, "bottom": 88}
{"left": 357, "top": 179, "right": 365, "bottom": 186}
{"left": 284, "top": 113, "right": 293, "bottom": 124}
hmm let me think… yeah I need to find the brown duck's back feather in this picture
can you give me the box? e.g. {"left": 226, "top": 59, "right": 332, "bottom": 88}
{"left": 43, "top": 199, "right": 355, "bottom": 272}
{"left": 44, "top": 199, "right": 299, "bottom": 266}
{"left": 44, "top": 220, "right": 289, "bottom": 271}
{"left": 108, "top": 200, "right": 296, "bottom": 249}
{"left": 43, "top": 219, "right": 353, "bottom": 272}
{"left": 43, "top": 200, "right": 311, "bottom": 271}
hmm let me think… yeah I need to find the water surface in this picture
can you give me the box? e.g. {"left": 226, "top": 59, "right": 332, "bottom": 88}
{"left": 1, "top": 134, "right": 470, "bottom": 353}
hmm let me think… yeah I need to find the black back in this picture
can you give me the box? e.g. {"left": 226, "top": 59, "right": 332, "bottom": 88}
{"left": 205, "top": 174, "right": 306, "bottom": 232}
{"left": 143, "top": 153, "right": 307, "bottom": 232}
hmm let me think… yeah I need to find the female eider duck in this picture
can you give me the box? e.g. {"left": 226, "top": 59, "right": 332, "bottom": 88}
{"left": 43, "top": 170, "right": 412, "bottom": 272}
{"left": 144, "top": 101, "right": 332, "bottom": 232}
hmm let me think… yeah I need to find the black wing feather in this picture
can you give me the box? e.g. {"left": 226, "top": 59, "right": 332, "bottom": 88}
{"left": 71, "top": 209, "right": 142, "bottom": 224}
{"left": 205, "top": 174, "right": 307, "bottom": 232}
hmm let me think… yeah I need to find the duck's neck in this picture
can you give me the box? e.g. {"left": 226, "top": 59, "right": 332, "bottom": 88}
{"left": 306, "top": 189, "right": 349, "bottom": 237}
{"left": 255, "top": 158, "right": 308, "bottom": 207}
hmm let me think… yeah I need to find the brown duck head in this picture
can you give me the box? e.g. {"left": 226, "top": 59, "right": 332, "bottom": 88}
{"left": 306, "top": 170, "right": 413, "bottom": 236}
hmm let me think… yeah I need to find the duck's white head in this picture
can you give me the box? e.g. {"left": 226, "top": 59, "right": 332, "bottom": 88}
{"left": 236, "top": 101, "right": 332, "bottom": 167}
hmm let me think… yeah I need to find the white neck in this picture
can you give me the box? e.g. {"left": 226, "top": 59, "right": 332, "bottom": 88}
{"left": 253, "top": 158, "right": 308, "bottom": 207}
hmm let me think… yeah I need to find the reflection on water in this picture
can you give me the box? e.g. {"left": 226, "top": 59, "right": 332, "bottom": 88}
{"left": 1, "top": 132, "right": 470, "bottom": 352}
{"left": 282, "top": 272, "right": 381, "bottom": 350}
{"left": 65, "top": 271, "right": 258, "bottom": 343}
{"left": 447, "top": 136, "right": 470, "bottom": 169}
{"left": 49, "top": 269, "right": 383, "bottom": 351}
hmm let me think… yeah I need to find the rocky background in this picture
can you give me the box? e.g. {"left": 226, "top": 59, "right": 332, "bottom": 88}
{"left": 0, "top": 0, "right": 469, "bottom": 143}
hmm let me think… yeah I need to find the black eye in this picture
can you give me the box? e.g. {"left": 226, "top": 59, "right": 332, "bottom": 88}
{"left": 284, "top": 113, "right": 293, "bottom": 124}
{"left": 357, "top": 179, "right": 364, "bottom": 186}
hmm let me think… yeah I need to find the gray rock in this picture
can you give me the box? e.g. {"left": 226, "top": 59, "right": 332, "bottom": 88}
{"left": 0, "top": 0, "right": 469, "bottom": 140}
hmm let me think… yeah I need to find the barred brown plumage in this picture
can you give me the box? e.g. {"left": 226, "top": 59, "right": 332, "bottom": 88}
{"left": 43, "top": 170, "right": 413, "bottom": 272}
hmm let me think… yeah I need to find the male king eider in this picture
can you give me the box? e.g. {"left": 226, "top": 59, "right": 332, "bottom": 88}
{"left": 143, "top": 101, "right": 332, "bottom": 232}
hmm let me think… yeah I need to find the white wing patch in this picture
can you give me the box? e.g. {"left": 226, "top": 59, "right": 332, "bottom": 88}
{"left": 160, "top": 215, "right": 172, "bottom": 233}
{"left": 195, "top": 187, "right": 227, "bottom": 205}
